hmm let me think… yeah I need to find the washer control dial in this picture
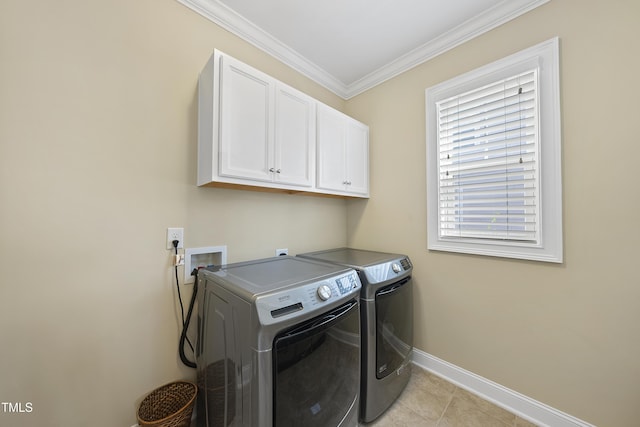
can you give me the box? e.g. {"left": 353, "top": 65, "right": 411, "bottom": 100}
{"left": 392, "top": 263, "right": 402, "bottom": 273}
{"left": 317, "top": 284, "right": 332, "bottom": 301}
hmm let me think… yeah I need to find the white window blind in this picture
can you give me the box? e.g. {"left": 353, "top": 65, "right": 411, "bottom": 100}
{"left": 437, "top": 70, "right": 539, "bottom": 242}
{"left": 426, "top": 38, "right": 562, "bottom": 263}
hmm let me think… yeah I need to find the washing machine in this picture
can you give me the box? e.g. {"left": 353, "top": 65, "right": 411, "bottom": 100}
{"left": 195, "top": 255, "right": 362, "bottom": 427}
{"left": 297, "top": 248, "right": 413, "bottom": 423}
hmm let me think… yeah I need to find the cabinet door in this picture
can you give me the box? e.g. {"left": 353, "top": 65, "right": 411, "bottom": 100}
{"left": 345, "top": 120, "right": 369, "bottom": 196}
{"left": 274, "top": 84, "right": 315, "bottom": 187}
{"left": 218, "top": 54, "right": 273, "bottom": 182}
{"left": 316, "top": 105, "right": 347, "bottom": 192}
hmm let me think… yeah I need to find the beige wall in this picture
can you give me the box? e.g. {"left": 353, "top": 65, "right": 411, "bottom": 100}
{"left": 346, "top": 1, "right": 640, "bottom": 426}
{"left": 2, "top": 0, "right": 639, "bottom": 426}
{"left": 0, "top": 0, "right": 347, "bottom": 426}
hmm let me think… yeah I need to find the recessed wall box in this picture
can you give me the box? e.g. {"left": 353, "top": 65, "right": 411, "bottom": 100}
{"left": 184, "top": 246, "right": 227, "bottom": 284}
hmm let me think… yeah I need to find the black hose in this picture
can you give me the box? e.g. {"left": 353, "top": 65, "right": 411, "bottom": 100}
{"left": 179, "top": 269, "right": 198, "bottom": 369}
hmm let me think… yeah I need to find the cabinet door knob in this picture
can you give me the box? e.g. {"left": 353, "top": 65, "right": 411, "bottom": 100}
{"left": 269, "top": 168, "right": 275, "bottom": 173}
{"left": 276, "top": 169, "right": 281, "bottom": 174}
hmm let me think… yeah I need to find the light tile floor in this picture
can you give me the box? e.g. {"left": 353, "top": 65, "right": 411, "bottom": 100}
{"left": 363, "top": 365, "right": 539, "bottom": 427}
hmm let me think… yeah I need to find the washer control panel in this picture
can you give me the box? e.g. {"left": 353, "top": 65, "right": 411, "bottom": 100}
{"left": 335, "top": 274, "right": 359, "bottom": 295}
{"left": 305, "top": 270, "right": 360, "bottom": 306}
{"left": 317, "top": 284, "right": 332, "bottom": 301}
{"left": 255, "top": 270, "right": 361, "bottom": 325}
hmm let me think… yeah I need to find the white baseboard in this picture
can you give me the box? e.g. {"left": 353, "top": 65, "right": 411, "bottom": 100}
{"left": 412, "top": 348, "right": 594, "bottom": 427}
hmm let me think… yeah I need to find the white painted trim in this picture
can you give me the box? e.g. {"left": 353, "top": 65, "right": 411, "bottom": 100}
{"left": 412, "top": 348, "right": 595, "bottom": 427}
{"left": 175, "top": 0, "right": 348, "bottom": 98}
{"left": 347, "top": 0, "right": 550, "bottom": 98}
{"left": 425, "top": 37, "right": 563, "bottom": 263}
{"left": 175, "top": 0, "right": 549, "bottom": 99}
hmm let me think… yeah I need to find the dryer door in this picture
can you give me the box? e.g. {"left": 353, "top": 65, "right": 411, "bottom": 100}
{"left": 375, "top": 277, "right": 413, "bottom": 379}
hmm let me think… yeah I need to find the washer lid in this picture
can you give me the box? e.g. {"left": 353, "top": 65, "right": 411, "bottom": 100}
{"left": 297, "top": 248, "right": 413, "bottom": 286}
{"left": 298, "top": 248, "right": 405, "bottom": 269}
{"left": 208, "top": 256, "right": 353, "bottom": 298}
{"left": 203, "top": 256, "right": 361, "bottom": 327}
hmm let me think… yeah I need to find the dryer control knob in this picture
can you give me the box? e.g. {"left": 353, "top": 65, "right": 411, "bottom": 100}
{"left": 392, "top": 263, "right": 402, "bottom": 273}
{"left": 317, "top": 284, "right": 332, "bottom": 301}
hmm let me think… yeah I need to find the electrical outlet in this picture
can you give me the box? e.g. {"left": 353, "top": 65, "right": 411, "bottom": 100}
{"left": 167, "top": 228, "right": 184, "bottom": 249}
{"left": 275, "top": 248, "right": 288, "bottom": 256}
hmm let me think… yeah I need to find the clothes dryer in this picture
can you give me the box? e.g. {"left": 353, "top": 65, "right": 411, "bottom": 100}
{"left": 297, "top": 248, "right": 413, "bottom": 423}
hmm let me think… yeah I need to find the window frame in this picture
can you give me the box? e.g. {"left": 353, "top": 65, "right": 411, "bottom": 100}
{"left": 426, "top": 37, "right": 562, "bottom": 263}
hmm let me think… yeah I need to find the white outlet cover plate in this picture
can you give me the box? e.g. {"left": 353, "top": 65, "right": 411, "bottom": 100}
{"left": 167, "top": 227, "right": 184, "bottom": 249}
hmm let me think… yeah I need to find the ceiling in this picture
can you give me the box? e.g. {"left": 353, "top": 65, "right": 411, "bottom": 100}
{"left": 177, "top": 0, "right": 549, "bottom": 99}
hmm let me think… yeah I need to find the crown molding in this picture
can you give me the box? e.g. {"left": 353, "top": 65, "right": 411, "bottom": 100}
{"left": 347, "top": 0, "right": 551, "bottom": 98}
{"left": 175, "top": 0, "right": 350, "bottom": 98}
{"left": 176, "top": 0, "right": 550, "bottom": 100}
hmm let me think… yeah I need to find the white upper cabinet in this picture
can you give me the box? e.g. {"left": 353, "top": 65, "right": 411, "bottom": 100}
{"left": 317, "top": 104, "right": 369, "bottom": 197}
{"left": 199, "top": 50, "right": 315, "bottom": 190}
{"left": 198, "top": 50, "right": 367, "bottom": 198}
{"left": 273, "top": 83, "right": 315, "bottom": 187}
{"left": 218, "top": 53, "right": 273, "bottom": 183}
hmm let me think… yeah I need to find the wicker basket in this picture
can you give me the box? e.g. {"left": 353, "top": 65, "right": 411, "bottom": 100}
{"left": 137, "top": 381, "right": 197, "bottom": 427}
